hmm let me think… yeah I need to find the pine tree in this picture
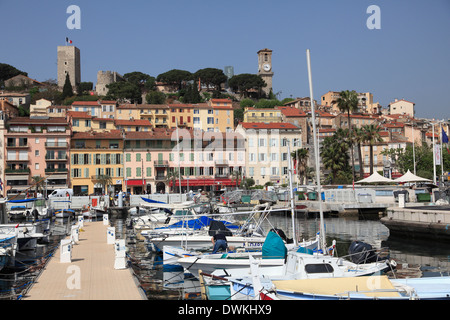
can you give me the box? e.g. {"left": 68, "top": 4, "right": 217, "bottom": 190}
{"left": 62, "top": 73, "right": 73, "bottom": 99}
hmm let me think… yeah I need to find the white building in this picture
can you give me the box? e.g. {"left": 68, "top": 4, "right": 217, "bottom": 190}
{"left": 235, "top": 122, "right": 302, "bottom": 186}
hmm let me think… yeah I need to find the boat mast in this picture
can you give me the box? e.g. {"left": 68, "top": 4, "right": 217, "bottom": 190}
{"left": 306, "top": 49, "right": 326, "bottom": 253}
{"left": 287, "top": 141, "right": 297, "bottom": 246}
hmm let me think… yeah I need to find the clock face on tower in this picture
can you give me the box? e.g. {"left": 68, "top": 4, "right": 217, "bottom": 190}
{"left": 263, "top": 63, "right": 271, "bottom": 72}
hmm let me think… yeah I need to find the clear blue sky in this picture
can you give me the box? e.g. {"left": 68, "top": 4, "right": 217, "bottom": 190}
{"left": 1, "top": 0, "right": 449, "bottom": 119}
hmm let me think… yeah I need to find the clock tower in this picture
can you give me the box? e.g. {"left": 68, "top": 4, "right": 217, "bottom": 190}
{"left": 257, "top": 48, "right": 273, "bottom": 97}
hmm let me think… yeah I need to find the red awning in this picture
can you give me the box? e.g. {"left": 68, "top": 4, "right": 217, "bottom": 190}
{"left": 169, "top": 178, "right": 240, "bottom": 187}
{"left": 126, "top": 179, "right": 145, "bottom": 186}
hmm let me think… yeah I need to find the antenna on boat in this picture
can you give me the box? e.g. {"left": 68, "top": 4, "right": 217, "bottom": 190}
{"left": 306, "top": 49, "right": 327, "bottom": 253}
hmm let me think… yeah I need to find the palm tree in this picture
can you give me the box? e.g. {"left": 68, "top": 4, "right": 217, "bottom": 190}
{"left": 31, "top": 175, "right": 45, "bottom": 197}
{"left": 334, "top": 90, "right": 359, "bottom": 181}
{"left": 320, "top": 135, "right": 350, "bottom": 183}
{"left": 353, "top": 127, "right": 366, "bottom": 179}
{"left": 291, "top": 148, "right": 309, "bottom": 185}
{"left": 362, "top": 124, "right": 383, "bottom": 174}
{"left": 167, "top": 169, "right": 180, "bottom": 193}
{"left": 93, "top": 174, "right": 112, "bottom": 195}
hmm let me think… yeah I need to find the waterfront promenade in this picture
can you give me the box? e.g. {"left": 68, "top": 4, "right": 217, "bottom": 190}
{"left": 24, "top": 221, "right": 146, "bottom": 300}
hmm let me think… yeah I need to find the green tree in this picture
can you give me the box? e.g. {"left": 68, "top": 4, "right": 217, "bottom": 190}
{"left": 320, "top": 132, "right": 351, "bottom": 183}
{"left": 167, "top": 169, "right": 180, "bottom": 193}
{"left": 362, "top": 124, "right": 383, "bottom": 174}
{"left": 156, "top": 69, "right": 192, "bottom": 91}
{"left": 228, "top": 74, "right": 266, "bottom": 98}
{"left": 78, "top": 82, "right": 93, "bottom": 95}
{"left": 334, "top": 90, "right": 359, "bottom": 181}
{"left": 194, "top": 68, "right": 227, "bottom": 92}
{"left": 93, "top": 174, "right": 113, "bottom": 195}
{"left": 0, "top": 63, "right": 27, "bottom": 83}
{"left": 181, "top": 83, "right": 202, "bottom": 103}
{"left": 353, "top": 127, "right": 366, "bottom": 179}
{"left": 145, "top": 91, "right": 166, "bottom": 104}
{"left": 105, "top": 81, "right": 141, "bottom": 103}
{"left": 62, "top": 73, "right": 74, "bottom": 99}
{"left": 123, "top": 71, "right": 155, "bottom": 91}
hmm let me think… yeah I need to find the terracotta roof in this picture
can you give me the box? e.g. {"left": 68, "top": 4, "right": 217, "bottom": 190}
{"left": 211, "top": 99, "right": 232, "bottom": 103}
{"left": 114, "top": 119, "right": 152, "bottom": 126}
{"left": 8, "top": 117, "right": 68, "bottom": 124}
{"left": 124, "top": 128, "right": 181, "bottom": 140}
{"left": 389, "top": 99, "right": 415, "bottom": 105}
{"left": 67, "top": 111, "right": 92, "bottom": 119}
{"left": 72, "top": 101, "right": 99, "bottom": 106}
{"left": 276, "top": 106, "right": 307, "bottom": 117}
{"left": 117, "top": 104, "right": 169, "bottom": 109}
{"left": 72, "top": 130, "right": 122, "bottom": 140}
{"left": 99, "top": 100, "right": 117, "bottom": 104}
{"left": 240, "top": 122, "right": 299, "bottom": 130}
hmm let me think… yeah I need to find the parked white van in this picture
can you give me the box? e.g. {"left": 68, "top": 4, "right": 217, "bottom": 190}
{"left": 48, "top": 189, "right": 73, "bottom": 198}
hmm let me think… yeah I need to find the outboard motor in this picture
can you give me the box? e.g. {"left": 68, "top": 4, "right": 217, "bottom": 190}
{"left": 348, "top": 241, "right": 387, "bottom": 264}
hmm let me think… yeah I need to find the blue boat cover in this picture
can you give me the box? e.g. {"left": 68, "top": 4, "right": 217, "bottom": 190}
{"left": 8, "top": 198, "right": 38, "bottom": 203}
{"left": 140, "top": 197, "right": 173, "bottom": 214}
{"left": 262, "top": 231, "right": 287, "bottom": 259}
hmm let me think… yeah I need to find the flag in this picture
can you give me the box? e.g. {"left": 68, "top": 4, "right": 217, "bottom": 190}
{"left": 0, "top": 178, "right": 2, "bottom": 191}
{"left": 443, "top": 128, "right": 450, "bottom": 154}
{"left": 66, "top": 37, "right": 73, "bottom": 44}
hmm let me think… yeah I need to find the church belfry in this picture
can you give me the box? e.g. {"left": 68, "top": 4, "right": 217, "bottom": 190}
{"left": 257, "top": 48, "right": 273, "bottom": 96}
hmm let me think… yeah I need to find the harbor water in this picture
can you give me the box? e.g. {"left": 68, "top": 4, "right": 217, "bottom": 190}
{"left": 1, "top": 213, "right": 449, "bottom": 300}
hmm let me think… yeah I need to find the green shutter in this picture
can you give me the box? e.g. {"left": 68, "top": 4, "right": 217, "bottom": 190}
{"left": 146, "top": 153, "right": 151, "bottom": 161}
{"left": 126, "top": 168, "right": 131, "bottom": 178}
{"left": 146, "top": 167, "right": 151, "bottom": 177}
{"left": 126, "top": 153, "right": 131, "bottom": 162}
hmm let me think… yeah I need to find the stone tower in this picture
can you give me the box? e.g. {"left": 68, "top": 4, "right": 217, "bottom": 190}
{"left": 257, "top": 48, "right": 274, "bottom": 97}
{"left": 57, "top": 46, "right": 81, "bottom": 90}
{"left": 95, "top": 71, "right": 123, "bottom": 96}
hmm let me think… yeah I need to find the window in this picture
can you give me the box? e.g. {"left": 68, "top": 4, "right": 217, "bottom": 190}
{"left": 259, "top": 138, "right": 266, "bottom": 147}
{"left": 305, "top": 264, "right": 334, "bottom": 274}
{"left": 99, "top": 122, "right": 107, "bottom": 129}
{"left": 249, "top": 167, "right": 254, "bottom": 176}
{"left": 136, "top": 167, "right": 141, "bottom": 177}
{"left": 207, "top": 117, "right": 214, "bottom": 124}
{"left": 259, "top": 153, "right": 266, "bottom": 162}
{"left": 136, "top": 153, "right": 141, "bottom": 162}
{"left": 73, "top": 119, "right": 79, "bottom": 127}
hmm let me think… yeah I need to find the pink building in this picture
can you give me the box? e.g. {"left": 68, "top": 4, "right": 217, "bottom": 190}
{"left": 4, "top": 117, "right": 71, "bottom": 196}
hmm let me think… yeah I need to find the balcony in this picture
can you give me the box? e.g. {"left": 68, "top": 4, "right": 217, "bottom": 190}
{"left": 155, "top": 175, "right": 167, "bottom": 181}
{"left": 45, "top": 168, "right": 69, "bottom": 174}
{"left": 6, "top": 144, "right": 29, "bottom": 149}
{"left": 214, "top": 173, "right": 230, "bottom": 178}
{"left": 5, "top": 168, "right": 30, "bottom": 174}
{"left": 45, "top": 142, "right": 68, "bottom": 148}
{"left": 45, "top": 155, "right": 68, "bottom": 161}
{"left": 214, "top": 160, "right": 229, "bottom": 167}
{"left": 6, "top": 158, "right": 29, "bottom": 162}
{"left": 154, "top": 160, "right": 169, "bottom": 167}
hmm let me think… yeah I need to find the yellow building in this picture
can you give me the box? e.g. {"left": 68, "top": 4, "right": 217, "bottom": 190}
{"left": 192, "top": 99, "right": 234, "bottom": 132}
{"left": 116, "top": 104, "right": 170, "bottom": 128}
{"left": 243, "top": 107, "right": 282, "bottom": 123}
{"left": 168, "top": 104, "right": 194, "bottom": 129}
{"left": 70, "top": 130, "right": 124, "bottom": 195}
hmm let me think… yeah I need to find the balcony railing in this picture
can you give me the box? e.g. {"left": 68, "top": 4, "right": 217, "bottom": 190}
{"left": 6, "top": 144, "right": 29, "bottom": 149}
{"left": 5, "top": 168, "right": 30, "bottom": 174}
{"left": 155, "top": 175, "right": 167, "bottom": 181}
{"left": 45, "top": 142, "right": 68, "bottom": 148}
{"left": 45, "top": 155, "right": 68, "bottom": 161}
{"left": 45, "top": 168, "right": 69, "bottom": 173}
{"left": 154, "top": 160, "right": 169, "bottom": 167}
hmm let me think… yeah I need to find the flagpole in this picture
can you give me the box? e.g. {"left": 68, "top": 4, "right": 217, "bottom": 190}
{"left": 412, "top": 121, "right": 416, "bottom": 175}
{"left": 432, "top": 122, "right": 436, "bottom": 185}
{"left": 441, "top": 121, "right": 444, "bottom": 179}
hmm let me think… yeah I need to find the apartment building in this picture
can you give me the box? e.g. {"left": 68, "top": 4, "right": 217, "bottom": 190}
{"left": 236, "top": 122, "right": 301, "bottom": 186}
{"left": 4, "top": 117, "right": 71, "bottom": 196}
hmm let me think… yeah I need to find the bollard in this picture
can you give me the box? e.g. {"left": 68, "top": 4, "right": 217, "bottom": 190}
{"left": 78, "top": 216, "right": 84, "bottom": 228}
{"left": 398, "top": 193, "right": 405, "bottom": 208}
{"left": 114, "top": 239, "right": 127, "bottom": 269}
{"left": 60, "top": 239, "right": 72, "bottom": 263}
{"left": 107, "top": 227, "right": 115, "bottom": 244}
{"left": 103, "top": 213, "right": 109, "bottom": 226}
{"left": 71, "top": 225, "right": 79, "bottom": 244}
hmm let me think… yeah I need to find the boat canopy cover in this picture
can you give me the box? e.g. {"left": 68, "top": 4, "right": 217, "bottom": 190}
{"left": 8, "top": 198, "right": 38, "bottom": 203}
{"left": 208, "top": 220, "right": 233, "bottom": 236}
{"left": 262, "top": 231, "right": 287, "bottom": 259}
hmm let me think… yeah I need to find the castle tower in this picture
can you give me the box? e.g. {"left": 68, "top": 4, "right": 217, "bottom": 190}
{"left": 57, "top": 46, "right": 81, "bottom": 89}
{"left": 257, "top": 48, "right": 274, "bottom": 97}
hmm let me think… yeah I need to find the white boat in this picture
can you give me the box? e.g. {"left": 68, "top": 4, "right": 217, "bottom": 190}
{"left": 0, "top": 219, "right": 50, "bottom": 251}
{"left": 0, "top": 231, "right": 18, "bottom": 271}
{"left": 229, "top": 274, "right": 450, "bottom": 300}
{"left": 8, "top": 205, "right": 30, "bottom": 218}
{"left": 173, "top": 231, "right": 320, "bottom": 276}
